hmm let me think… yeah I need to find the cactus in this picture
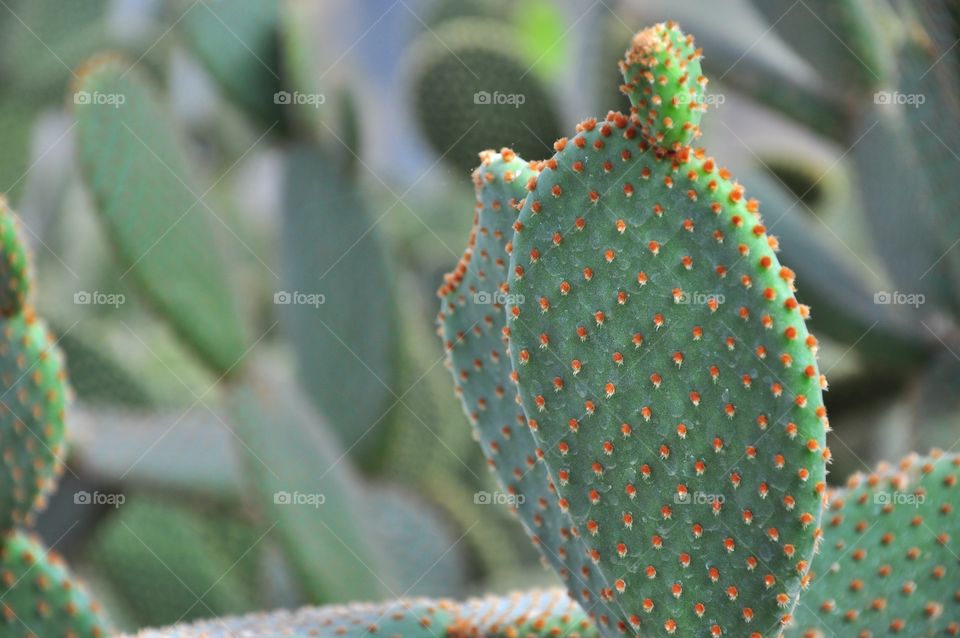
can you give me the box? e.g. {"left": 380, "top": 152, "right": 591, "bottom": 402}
{"left": 122, "top": 589, "right": 596, "bottom": 638}
{"left": 442, "top": 22, "right": 830, "bottom": 638}
{"left": 73, "top": 54, "right": 247, "bottom": 375}
{"left": 408, "top": 18, "right": 562, "bottom": 174}
{"left": 786, "top": 451, "right": 960, "bottom": 636}
{"left": 0, "top": 198, "right": 109, "bottom": 634}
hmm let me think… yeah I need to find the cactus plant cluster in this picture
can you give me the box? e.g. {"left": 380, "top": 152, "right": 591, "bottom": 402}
{"left": 0, "top": 198, "right": 108, "bottom": 636}
{"left": 436, "top": 21, "right": 957, "bottom": 638}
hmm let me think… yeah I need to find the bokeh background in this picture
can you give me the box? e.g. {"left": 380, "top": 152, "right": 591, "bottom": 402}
{"left": 0, "top": 0, "right": 957, "bottom": 632}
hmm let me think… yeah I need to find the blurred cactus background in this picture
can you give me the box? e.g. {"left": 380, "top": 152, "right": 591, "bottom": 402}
{"left": 0, "top": 0, "right": 956, "bottom": 632}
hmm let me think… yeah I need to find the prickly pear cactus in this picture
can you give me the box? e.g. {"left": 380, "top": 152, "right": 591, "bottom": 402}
{"left": 438, "top": 151, "right": 620, "bottom": 630}
{"left": 787, "top": 451, "right": 960, "bottom": 637}
{"left": 0, "top": 191, "right": 109, "bottom": 636}
{"left": 0, "top": 532, "right": 108, "bottom": 637}
{"left": 124, "top": 589, "right": 595, "bottom": 638}
{"left": 0, "top": 198, "right": 28, "bottom": 317}
{"left": 442, "top": 22, "right": 830, "bottom": 638}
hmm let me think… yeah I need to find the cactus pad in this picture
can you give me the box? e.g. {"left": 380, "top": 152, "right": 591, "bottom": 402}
{"left": 0, "top": 532, "right": 108, "bottom": 637}
{"left": 0, "top": 198, "right": 29, "bottom": 317}
{"left": 438, "top": 151, "right": 622, "bottom": 630}
{"left": 125, "top": 598, "right": 456, "bottom": 638}
{"left": 123, "top": 589, "right": 595, "bottom": 638}
{"left": 787, "top": 451, "right": 960, "bottom": 637}
{"left": 619, "top": 23, "right": 706, "bottom": 151}
{"left": 0, "top": 310, "right": 68, "bottom": 531}
{"left": 437, "top": 21, "right": 830, "bottom": 638}
{"left": 409, "top": 18, "right": 562, "bottom": 174}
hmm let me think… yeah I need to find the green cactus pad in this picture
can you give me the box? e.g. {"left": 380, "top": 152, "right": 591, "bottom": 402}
{"left": 619, "top": 22, "right": 706, "bottom": 151}
{"left": 0, "top": 531, "right": 108, "bottom": 637}
{"left": 505, "top": 25, "right": 828, "bottom": 638}
{"left": 0, "top": 198, "right": 29, "bottom": 317}
{"left": 123, "top": 598, "right": 456, "bottom": 638}
{"left": 88, "top": 497, "right": 257, "bottom": 628}
{"left": 409, "top": 18, "right": 562, "bottom": 174}
{"left": 787, "top": 451, "right": 960, "bottom": 637}
{"left": 438, "top": 150, "right": 622, "bottom": 631}
{"left": 452, "top": 588, "right": 601, "bottom": 638}
{"left": 0, "top": 310, "right": 68, "bottom": 530}
{"left": 73, "top": 54, "right": 247, "bottom": 374}
{"left": 122, "top": 590, "right": 597, "bottom": 638}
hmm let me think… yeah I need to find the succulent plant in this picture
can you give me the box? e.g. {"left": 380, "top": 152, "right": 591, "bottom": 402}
{"left": 0, "top": 197, "right": 109, "bottom": 635}
{"left": 441, "top": 21, "right": 829, "bottom": 638}
{"left": 122, "top": 588, "right": 597, "bottom": 638}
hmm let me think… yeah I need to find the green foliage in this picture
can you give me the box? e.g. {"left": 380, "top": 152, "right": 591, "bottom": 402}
{"left": 787, "top": 452, "right": 960, "bottom": 636}
{"left": 280, "top": 144, "right": 399, "bottom": 471}
{"left": 87, "top": 497, "right": 258, "bottom": 628}
{"left": 749, "top": 0, "right": 887, "bottom": 91}
{"left": 228, "top": 377, "right": 391, "bottom": 603}
{"left": 56, "top": 330, "right": 155, "bottom": 407}
{"left": 178, "top": 0, "right": 282, "bottom": 127}
{"left": 0, "top": 532, "right": 108, "bottom": 638}
{"left": 74, "top": 55, "right": 247, "bottom": 374}
{"left": 409, "top": 18, "right": 563, "bottom": 175}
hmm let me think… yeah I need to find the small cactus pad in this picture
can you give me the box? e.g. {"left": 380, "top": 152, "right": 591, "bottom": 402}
{"left": 126, "top": 598, "right": 456, "bottom": 638}
{"left": 506, "top": 24, "right": 828, "bottom": 638}
{"left": 451, "top": 588, "right": 600, "bottom": 638}
{"left": 409, "top": 18, "right": 563, "bottom": 174}
{"left": 0, "top": 532, "right": 108, "bottom": 637}
{"left": 0, "top": 310, "right": 68, "bottom": 531}
{"left": 619, "top": 22, "right": 706, "bottom": 150}
{"left": 0, "top": 199, "right": 29, "bottom": 317}
{"left": 786, "top": 451, "right": 960, "bottom": 637}
{"left": 124, "top": 590, "right": 596, "bottom": 638}
{"left": 438, "top": 151, "right": 621, "bottom": 629}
